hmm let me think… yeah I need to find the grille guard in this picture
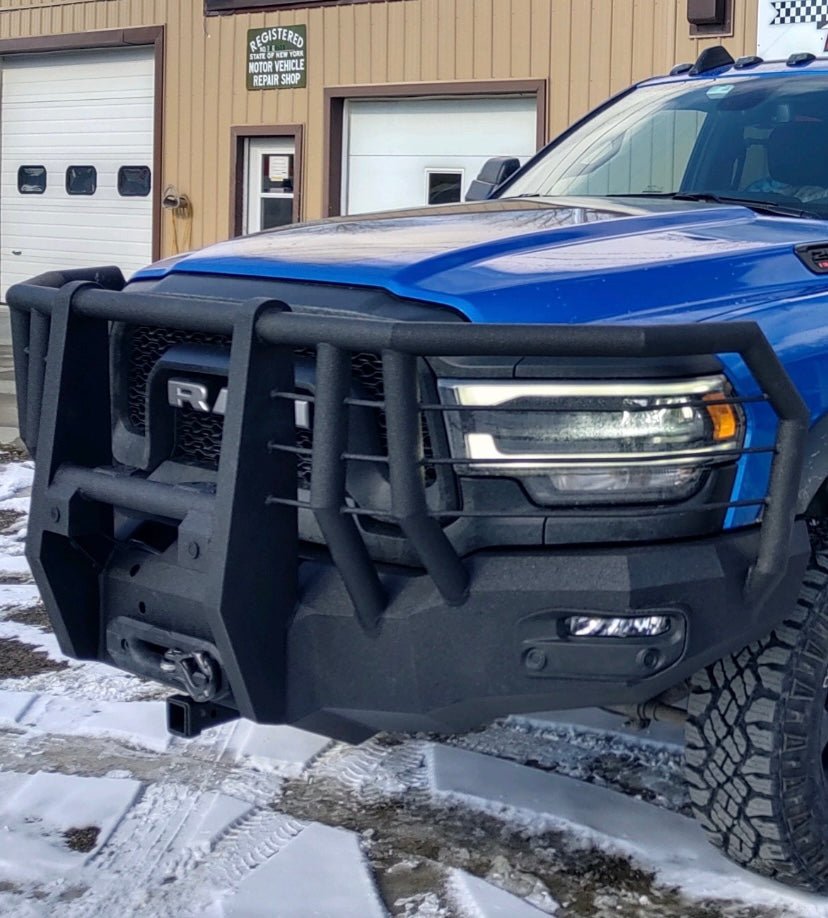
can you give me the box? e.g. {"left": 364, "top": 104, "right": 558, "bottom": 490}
{"left": 6, "top": 266, "right": 810, "bottom": 723}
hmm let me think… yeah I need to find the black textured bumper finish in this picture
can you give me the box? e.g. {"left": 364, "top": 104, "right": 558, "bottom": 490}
{"left": 95, "top": 520, "right": 810, "bottom": 741}
{"left": 285, "top": 525, "right": 810, "bottom": 740}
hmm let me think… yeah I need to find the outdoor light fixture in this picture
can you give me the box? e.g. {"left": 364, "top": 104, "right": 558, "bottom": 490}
{"left": 687, "top": 0, "right": 726, "bottom": 27}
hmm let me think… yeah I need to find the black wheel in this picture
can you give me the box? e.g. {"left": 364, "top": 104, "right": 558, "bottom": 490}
{"left": 685, "top": 537, "right": 828, "bottom": 891}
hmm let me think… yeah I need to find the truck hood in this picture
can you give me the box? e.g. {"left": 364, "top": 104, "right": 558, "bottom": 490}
{"left": 139, "top": 198, "right": 828, "bottom": 325}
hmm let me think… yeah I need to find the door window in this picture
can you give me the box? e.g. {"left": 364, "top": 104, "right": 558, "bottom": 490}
{"left": 245, "top": 138, "right": 296, "bottom": 233}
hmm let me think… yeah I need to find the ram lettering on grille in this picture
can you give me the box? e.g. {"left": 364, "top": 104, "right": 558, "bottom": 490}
{"left": 124, "top": 326, "right": 436, "bottom": 487}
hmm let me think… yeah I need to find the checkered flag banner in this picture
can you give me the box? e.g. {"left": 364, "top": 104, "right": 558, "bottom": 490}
{"left": 771, "top": 0, "right": 828, "bottom": 25}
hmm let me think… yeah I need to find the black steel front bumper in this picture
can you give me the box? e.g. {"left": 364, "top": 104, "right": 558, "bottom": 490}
{"left": 6, "top": 267, "right": 812, "bottom": 740}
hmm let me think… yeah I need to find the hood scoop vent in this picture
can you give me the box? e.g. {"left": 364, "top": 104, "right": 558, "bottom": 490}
{"left": 795, "top": 243, "right": 828, "bottom": 275}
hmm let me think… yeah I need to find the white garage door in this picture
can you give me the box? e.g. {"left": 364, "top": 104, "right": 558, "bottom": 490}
{"left": 0, "top": 48, "right": 155, "bottom": 299}
{"left": 344, "top": 96, "right": 538, "bottom": 215}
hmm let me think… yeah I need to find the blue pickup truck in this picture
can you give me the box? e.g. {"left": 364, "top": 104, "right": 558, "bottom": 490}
{"left": 11, "top": 45, "right": 828, "bottom": 888}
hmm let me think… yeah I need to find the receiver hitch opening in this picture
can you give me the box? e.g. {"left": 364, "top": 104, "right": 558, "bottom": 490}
{"left": 166, "top": 694, "right": 240, "bottom": 738}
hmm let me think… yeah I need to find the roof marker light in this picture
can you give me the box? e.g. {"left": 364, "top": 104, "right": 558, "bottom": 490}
{"left": 734, "top": 55, "right": 763, "bottom": 69}
{"left": 787, "top": 52, "right": 816, "bottom": 67}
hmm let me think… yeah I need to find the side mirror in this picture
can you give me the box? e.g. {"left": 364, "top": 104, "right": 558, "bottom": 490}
{"left": 465, "top": 157, "right": 521, "bottom": 202}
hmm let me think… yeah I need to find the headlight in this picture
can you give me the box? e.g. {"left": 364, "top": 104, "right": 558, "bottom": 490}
{"left": 438, "top": 376, "right": 743, "bottom": 505}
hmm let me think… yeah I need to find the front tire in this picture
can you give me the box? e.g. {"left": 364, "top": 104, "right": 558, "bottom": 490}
{"left": 685, "top": 540, "right": 828, "bottom": 890}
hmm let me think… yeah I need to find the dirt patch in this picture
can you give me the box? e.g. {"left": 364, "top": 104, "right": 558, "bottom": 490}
{"left": 279, "top": 775, "right": 760, "bottom": 918}
{"left": 0, "top": 509, "right": 24, "bottom": 533}
{"left": 0, "top": 571, "right": 34, "bottom": 585}
{"left": 56, "top": 885, "right": 90, "bottom": 902}
{"left": 63, "top": 826, "right": 100, "bottom": 853}
{"left": 375, "top": 856, "right": 447, "bottom": 916}
{"left": 0, "top": 637, "right": 67, "bottom": 678}
{"left": 448, "top": 722, "right": 691, "bottom": 817}
{"left": 0, "top": 442, "right": 29, "bottom": 464}
{"left": 4, "top": 603, "right": 50, "bottom": 631}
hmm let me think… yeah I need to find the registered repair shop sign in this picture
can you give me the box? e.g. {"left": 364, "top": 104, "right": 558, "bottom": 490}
{"left": 247, "top": 26, "right": 307, "bottom": 90}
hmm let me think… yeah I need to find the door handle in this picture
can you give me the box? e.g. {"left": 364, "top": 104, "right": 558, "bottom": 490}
{"left": 11, "top": 250, "right": 21, "bottom": 256}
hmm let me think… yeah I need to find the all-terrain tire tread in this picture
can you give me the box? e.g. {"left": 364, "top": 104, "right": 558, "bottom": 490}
{"left": 685, "top": 544, "right": 828, "bottom": 891}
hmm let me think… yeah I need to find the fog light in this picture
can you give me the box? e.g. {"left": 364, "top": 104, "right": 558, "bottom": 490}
{"left": 565, "top": 614, "right": 671, "bottom": 638}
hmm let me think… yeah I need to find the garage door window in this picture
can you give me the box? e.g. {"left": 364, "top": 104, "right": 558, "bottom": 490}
{"left": 66, "top": 166, "right": 97, "bottom": 196}
{"left": 118, "top": 166, "right": 152, "bottom": 197}
{"left": 427, "top": 170, "right": 463, "bottom": 205}
{"left": 18, "top": 165, "right": 46, "bottom": 194}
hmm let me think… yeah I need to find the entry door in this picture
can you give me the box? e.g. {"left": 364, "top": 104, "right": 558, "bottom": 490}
{"left": 245, "top": 137, "right": 296, "bottom": 234}
{"left": 343, "top": 96, "right": 538, "bottom": 215}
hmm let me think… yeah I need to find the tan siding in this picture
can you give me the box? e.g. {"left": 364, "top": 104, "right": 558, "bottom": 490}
{"left": 433, "top": 0, "right": 449, "bottom": 80}
{"left": 609, "top": 0, "right": 634, "bottom": 94}
{"left": 549, "top": 0, "right": 573, "bottom": 130}
{"left": 588, "top": 0, "right": 612, "bottom": 111}
{"left": 529, "top": 0, "right": 552, "bottom": 79}
{"left": 0, "top": 0, "right": 758, "bottom": 254}
{"left": 516, "top": 0, "right": 533, "bottom": 76}
{"left": 402, "top": 0, "right": 421, "bottom": 81}
{"left": 453, "top": 0, "right": 473, "bottom": 80}
{"left": 491, "top": 0, "right": 511, "bottom": 76}
{"left": 472, "top": 0, "right": 493, "bottom": 80}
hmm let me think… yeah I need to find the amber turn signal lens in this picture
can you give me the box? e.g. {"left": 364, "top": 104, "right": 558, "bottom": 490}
{"left": 704, "top": 393, "right": 739, "bottom": 442}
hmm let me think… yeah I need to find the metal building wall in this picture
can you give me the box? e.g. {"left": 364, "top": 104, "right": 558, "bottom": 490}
{"left": 0, "top": 0, "right": 758, "bottom": 256}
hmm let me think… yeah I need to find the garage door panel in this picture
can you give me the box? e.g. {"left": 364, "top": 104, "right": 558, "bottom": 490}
{"left": 348, "top": 156, "right": 472, "bottom": 213}
{"left": 5, "top": 69, "right": 151, "bottom": 95}
{"left": 2, "top": 215, "right": 152, "bottom": 238}
{"left": 3, "top": 117, "right": 154, "bottom": 137}
{"left": 3, "top": 102, "right": 154, "bottom": 119}
{"left": 1, "top": 48, "right": 155, "bottom": 298}
{"left": 347, "top": 98, "right": 537, "bottom": 157}
{"left": 3, "top": 87, "right": 154, "bottom": 105}
{"left": 3, "top": 126, "right": 153, "bottom": 153}
{"left": 345, "top": 96, "right": 538, "bottom": 215}
{"left": 3, "top": 220, "right": 152, "bottom": 242}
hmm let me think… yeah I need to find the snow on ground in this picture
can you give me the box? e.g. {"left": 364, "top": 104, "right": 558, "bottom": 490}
{"left": 0, "top": 459, "right": 827, "bottom": 916}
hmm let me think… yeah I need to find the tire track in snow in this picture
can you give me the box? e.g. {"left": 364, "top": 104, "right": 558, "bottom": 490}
{"left": 41, "top": 729, "right": 305, "bottom": 917}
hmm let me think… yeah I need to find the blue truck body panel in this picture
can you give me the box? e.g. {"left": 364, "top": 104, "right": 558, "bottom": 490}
{"left": 134, "top": 201, "right": 828, "bottom": 528}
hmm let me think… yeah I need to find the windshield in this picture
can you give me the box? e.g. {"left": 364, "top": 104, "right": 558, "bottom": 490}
{"left": 501, "top": 74, "right": 828, "bottom": 217}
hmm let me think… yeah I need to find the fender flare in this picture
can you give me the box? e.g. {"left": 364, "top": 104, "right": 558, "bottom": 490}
{"left": 797, "top": 414, "right": 828, "bottom": 514}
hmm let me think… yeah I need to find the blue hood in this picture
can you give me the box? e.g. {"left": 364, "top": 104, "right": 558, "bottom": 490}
{"left": 134, "top": 197, "right": 828, "bottom": 529}
{"left": 138, "top": 199, "right": 828, "bottom": 326}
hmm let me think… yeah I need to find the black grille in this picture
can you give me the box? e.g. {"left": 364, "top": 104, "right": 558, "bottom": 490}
{"left": 175, "top": 407, "right": 225, "bottom": 466}
{"left": 296, "top": 428, "right": 313, "bottom": 490}
{"left": 127, "top": 326, "right": 230, "bottom": 430}
{"left": 124, "top": 326, "right": 436, "bottom": 486}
